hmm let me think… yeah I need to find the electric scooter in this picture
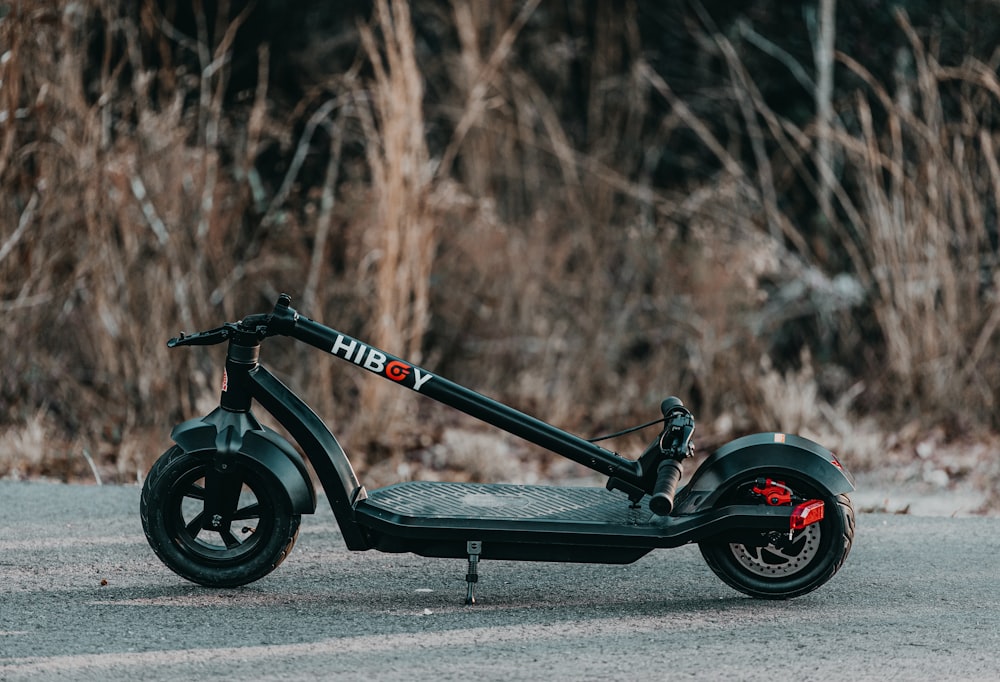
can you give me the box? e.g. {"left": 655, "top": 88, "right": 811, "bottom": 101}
{"left": 140, "top": 294, "right": 855, "bottom": 602}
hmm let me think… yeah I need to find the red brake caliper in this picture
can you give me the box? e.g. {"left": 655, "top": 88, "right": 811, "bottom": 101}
{"left": 753, "top": 478, "right": 792, "bottom": 506}
{"left": 753, "top": 478, "right": 825, "bottom": 538}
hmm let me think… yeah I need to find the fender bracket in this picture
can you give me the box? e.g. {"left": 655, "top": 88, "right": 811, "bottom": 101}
{"left": 170, "top": 407, "right": 317, "bottom": 515}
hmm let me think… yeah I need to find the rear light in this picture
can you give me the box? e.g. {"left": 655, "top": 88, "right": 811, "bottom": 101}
{"left": 790, "top": 499, "right": 825, "bottom": 530}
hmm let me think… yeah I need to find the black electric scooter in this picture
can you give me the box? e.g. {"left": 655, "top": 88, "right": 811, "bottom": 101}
{"left": 140, "top": 294, "right": 855, "bottom": 602}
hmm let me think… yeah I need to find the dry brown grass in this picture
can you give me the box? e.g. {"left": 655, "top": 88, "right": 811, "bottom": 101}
{"left": 830, "top": 11, "right": 1000, "bottom": 418}
{"left": 2, "top": 2, "right": 999, "bottom": 502}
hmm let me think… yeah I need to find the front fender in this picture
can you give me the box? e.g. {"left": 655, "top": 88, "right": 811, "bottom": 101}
{"left": 239, "top": 429, "right": 317, "bottom": 515}
{"left": 673, "top": 432, "right": 854, "bottom": 515}
{"left": 170, "top": 407, "right": 317, "bottom": 515}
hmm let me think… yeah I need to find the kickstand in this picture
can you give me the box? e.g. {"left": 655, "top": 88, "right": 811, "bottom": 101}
{"left": 464, "top": 540, "right": 482, "bottom": 605}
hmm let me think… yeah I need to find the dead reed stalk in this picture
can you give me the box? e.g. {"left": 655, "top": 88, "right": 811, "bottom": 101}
{"left": 352, "top": 0, "right": 437, "bottom": 454}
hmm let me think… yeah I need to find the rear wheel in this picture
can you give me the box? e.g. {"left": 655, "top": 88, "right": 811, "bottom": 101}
{"left": 140, "top": 447, "right": 301, "bottom": 587}
{"left": 698, "top": 474, "right": 854, "bottom": 599}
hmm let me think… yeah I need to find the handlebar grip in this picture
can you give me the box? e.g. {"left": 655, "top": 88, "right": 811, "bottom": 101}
{"left": 660, "top": 396, "right": 684, "bottom": 416}
{"left": 648, "top": 459, "right": 683, "bottom": 516}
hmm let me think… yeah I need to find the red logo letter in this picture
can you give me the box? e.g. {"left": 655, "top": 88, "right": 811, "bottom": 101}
{"left": 385, "top": 360, "right": 411, "bottom": 382}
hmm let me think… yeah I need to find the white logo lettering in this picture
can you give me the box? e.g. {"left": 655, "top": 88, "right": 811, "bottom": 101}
{"left": 412, "top": 368, "right": 433, "bottom": 392}
{"left": 364, "top": 349, "right": 387, "bottom": 373}
{"left": 352, "top": 343, "right": 367, "bottom": 364}
{"left": 332, "top": 334, "right": 434, "bottom": 391}
{"left": 331, "top": 334, "right": 357, "bottom": 359}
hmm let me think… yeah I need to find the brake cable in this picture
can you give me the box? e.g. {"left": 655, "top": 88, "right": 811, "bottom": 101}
{"left": 587, "top": 417, "right": 665, "bottom": 443}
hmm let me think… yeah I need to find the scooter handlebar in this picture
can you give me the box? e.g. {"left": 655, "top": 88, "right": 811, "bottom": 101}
{"left": 167, "top": 325, "right": 233, "bottom": 347}
{"left": 166, "top": 294, "right": 299, "bottom": 348}
{"left": 648, "top": 458, "right": 683, "bottom": 516}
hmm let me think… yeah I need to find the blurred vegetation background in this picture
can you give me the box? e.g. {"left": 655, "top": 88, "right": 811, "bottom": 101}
{"left": 2, "top": 0, "right": 999, "bottom": 505}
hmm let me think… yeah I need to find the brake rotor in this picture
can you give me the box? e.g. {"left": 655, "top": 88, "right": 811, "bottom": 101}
{"left": 728, "top": 522, "right": 822, "bottom": 577}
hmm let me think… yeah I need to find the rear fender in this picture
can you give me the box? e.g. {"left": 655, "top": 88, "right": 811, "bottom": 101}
{"left": 170, "top": 407, "right": 317, "bottom": 515}
{"left": 673, "top": 432, "right": 854, "bottom": 515}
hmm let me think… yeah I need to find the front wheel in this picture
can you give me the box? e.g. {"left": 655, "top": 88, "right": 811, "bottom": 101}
{"left": 140, "top": 447, "right": 301, "bottom": 587}
{"left": 698, "top": 474, "right": 854, "bottom": 599}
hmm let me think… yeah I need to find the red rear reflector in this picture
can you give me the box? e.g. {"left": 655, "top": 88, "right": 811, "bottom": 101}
{"left": 791, "top": 500, "right": 825, "bottom": 530}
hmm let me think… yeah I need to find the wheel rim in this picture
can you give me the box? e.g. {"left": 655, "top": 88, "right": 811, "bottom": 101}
{"left": 166, "top": 464, "right": 275, "bottom": 564}
{"left": 728, "top": 522, "right": 822, "bottom": 577}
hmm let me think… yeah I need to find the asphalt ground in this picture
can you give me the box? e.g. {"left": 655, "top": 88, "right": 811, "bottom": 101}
{"left": 2, "top": 481, "right": 999, "bottom": 681}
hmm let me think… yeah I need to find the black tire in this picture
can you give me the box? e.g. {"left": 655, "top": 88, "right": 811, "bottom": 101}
{"left": 698, "top": 473, "right": 854, "bottom": 599}
{"left": 140, "top": 446, "right": 301, "bottom": 587}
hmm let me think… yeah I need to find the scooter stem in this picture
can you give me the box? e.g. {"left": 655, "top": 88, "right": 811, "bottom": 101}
{"left": 271, "top": 297, "right": 643, "bottom": 485}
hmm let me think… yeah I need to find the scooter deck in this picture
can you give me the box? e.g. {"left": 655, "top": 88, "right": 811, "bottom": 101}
{"left": 355, "top": 481, "right": 655, "bottom": 562}
{"left": 361, "top": 481, "right": 647, "bottom": 524}
{"left": 353, "top": 481, "right": 796, "bottom": 563}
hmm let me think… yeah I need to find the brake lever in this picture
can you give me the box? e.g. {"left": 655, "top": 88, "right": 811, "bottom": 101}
{"left": 166, "top": 301, "right": 287, "bottom": 349}
{"left": 167, "top": 325, "right": 233, "bottom": 348}
{"left": 659, "top": 406, "right": 695, "bottom": 459}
